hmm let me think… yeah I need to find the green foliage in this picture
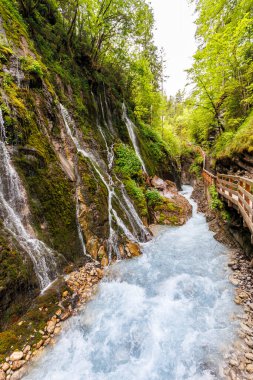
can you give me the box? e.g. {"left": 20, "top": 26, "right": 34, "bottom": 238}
{"left": 209, "top": 185, "right": 231, "bottom": 221}
{"left": 115, "top": 143, "right": 142, "bottom": 178}
{"left": 209, "top": 185, "right": 223, "bottom": 210}
{"left": 124, "top": 179, "right": 147, "bottom": 217}
{"left": 177, "top": 0, "right": 253, "bottom": 155}
{"left": 189, "top": 154, "right": 203, "bottom": 178}
{"left": 146, "top": 189, "right": 163, "bottom": 207}
{"left": 0, "top": 44, "right": 13, "bottom": 63}
{"left": 215, "top": 111, "right": 253, "bottom": 157}
{"left": 21, "top": 56, "right": 44, "bottom": 77}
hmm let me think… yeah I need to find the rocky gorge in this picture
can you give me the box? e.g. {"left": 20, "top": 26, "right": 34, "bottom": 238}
{"left": 1, "top": 0, "right": 253, "bottom": 379}
{"left": 0, "top": 0, "right": 192, "bottom": 370}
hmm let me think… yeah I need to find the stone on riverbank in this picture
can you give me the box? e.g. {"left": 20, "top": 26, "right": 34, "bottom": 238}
{"left": 9, "top": 353, "right": 23, "bottom": 362}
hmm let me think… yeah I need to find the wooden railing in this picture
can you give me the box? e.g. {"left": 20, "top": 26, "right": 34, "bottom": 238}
{"left": 202, "top": 170, "right": 253, "bottom": 242}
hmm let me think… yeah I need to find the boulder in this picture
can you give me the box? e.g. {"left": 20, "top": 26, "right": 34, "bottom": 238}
{"left": 60, "top": 311, "right": 71, "bottom": 321}
{"left": 46, "top": 319, "right": 57, "bottom": 334}
{"left": 246, "top": 364, "right": 253, "bottom": 373}
{"left": 101, "top": 256, "right": 109, "bottom": 267}
{"left": 86, "top": 238, "right": 99, "bottom": 260}
{"left": 2, "top": 363, "right": 9, "bottom": 372}
{"left": 9, "top": 352, "right": 23, "bottom": 361}
{"left": 11, "top": 360, "right": 25, "bottom": 371}
{"left": 126, "top": 242, "right": 141, "bottom": 257}
{"left": 22, "top": 345, "right": 30, "bottom": 355}
{"left": 151, "top": 176, "right": 166, "bottom": 191}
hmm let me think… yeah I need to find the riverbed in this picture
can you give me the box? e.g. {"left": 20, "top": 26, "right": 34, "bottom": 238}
{"left": 24, "top": 186, "right": 239, "bottom": 380}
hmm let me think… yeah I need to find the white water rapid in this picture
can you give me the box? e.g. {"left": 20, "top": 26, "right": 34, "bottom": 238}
{"left": 24, "top": 186, "right": 238, "bottom": 380}
{"left": 0, "top": 110, "right": 57, "bottom": 289}
{"left": 122, "top": 103, "right": 148, "bottom": 175}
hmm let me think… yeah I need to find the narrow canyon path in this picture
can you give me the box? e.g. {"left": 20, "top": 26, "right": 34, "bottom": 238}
{"left": 24, "top": 186, "right": 239, "bottom": 380}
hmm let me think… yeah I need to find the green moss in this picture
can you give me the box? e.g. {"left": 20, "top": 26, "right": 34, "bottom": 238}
{"left": 21, "top": 56, "right": 45, "bottom": 78}
{"left": 78, "top": 155, "right": 109, "bottom": 240}
{"left": 146, "top": 189, "right": 163, "bottom": 207}
{"left": 0, "top": 0, "right": 29, "bottom": 47}
{"left": 168, "top": 215, "right": 180, "bottom": 224}
{"left": 0, "top": 278, "right": 69, "bottom": 362}
{"left": 0, "top": 226, "right": 38, "bottom": 331}
{"left": 158, "top": 213, "right": 166, "bottom": 223}
{"left": 0, "top": 44, "right": 13, "bottom": 63}
{"left": 189, "top": 154, "right": 203, "bottom": 178}
{"left": 0, "top": 331, "right": 18, "bottom": 357}
{"left": 16, "top": 155, "right": 80, "bottom": 259}
{"left": 124, "top": 179, "right": 148, "bottom": 217}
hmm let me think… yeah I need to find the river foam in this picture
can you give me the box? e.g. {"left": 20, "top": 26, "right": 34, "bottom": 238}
{"left": 24, "top": 186, "right": 239, "bottom": 380}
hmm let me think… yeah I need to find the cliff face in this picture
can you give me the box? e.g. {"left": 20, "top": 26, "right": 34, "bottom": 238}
{"left": 0, "top": 1, "right": 181, "bottom": 325}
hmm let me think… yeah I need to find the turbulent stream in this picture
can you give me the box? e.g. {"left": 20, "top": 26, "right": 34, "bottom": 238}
{"left": 24, "top": 186, "right": 239, "bottom": 380}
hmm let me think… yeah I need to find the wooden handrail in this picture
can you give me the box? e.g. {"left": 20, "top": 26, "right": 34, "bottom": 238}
{"left": 202, "top": 169, "right": 253, "bottom": 242}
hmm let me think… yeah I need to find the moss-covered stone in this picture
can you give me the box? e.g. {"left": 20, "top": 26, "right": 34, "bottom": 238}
{"left": 0, "top": 277, "right": 70, "bottom": 362}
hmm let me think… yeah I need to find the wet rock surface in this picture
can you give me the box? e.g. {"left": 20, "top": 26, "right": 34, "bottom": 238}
{"left": 149, "top": 176, "right": 192, "bottom": 226}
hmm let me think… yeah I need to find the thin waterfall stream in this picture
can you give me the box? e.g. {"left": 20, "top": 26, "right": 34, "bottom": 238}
{"left": 24, "top": 186, "right": 239, "bottom": 380}
{"left": 0, "top": 110, "right": 57, "bottom": 290}
{"left": 59, "top": 102, "right": 149, "bottom": 260}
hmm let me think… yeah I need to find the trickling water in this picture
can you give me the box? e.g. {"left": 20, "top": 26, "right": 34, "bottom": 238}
{"left": 0, "top": 109, "right": 6, "bottom": 142}
{"left": 60, "top": 103, "right": 121, "bottom": 259}
{"left": 96, "top": 96, "right": 149, "bottom": 241}
{"left": 16, "top": 57, "right": 21, "bottom": 87}
{"left": 24, "top": 186, "right": 238, "bottom": 380}
{"left": 60, "top": 103, "right": 148, "bottom": 259}
{"left": 122, "top": 103, "right": 148, "bottom": 174}
{"left": 0, "top": 111, "right": 57, "bottom": 289}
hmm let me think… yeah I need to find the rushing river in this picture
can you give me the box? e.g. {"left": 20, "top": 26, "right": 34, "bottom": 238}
{"left": 24, "top": 186, "right": 239, "bottom": 380}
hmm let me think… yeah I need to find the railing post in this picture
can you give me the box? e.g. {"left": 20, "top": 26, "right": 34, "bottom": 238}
{"left": 245, "top": 182, "right": 251, "bottom": 219}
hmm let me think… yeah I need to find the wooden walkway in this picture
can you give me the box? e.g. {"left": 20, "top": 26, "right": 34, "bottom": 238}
{"left": 202, "top": 169, "right": 253, "bottom": 242}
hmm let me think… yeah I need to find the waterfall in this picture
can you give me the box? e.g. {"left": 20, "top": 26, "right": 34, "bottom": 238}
{"left": 0, "top": 111, "right": 57, "bottom": 289}
{"left": 60, "top": 104, "right": 121, "bottom": 260}
{"left": 16, "top": 57, "right": 21, "bottom": 87}
{"left": 60, "top": 103, "right": 148, "bottom": 261}
{"left": 97, "top": 95, "right": 150, "bottom": 240}
{"left": 122, "top": 103, "right": 148, "bottom": 174}
{"left": 0, "top": 109, "right": 6, "bottom": 142}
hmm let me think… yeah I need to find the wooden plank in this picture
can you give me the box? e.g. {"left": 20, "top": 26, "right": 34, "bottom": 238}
{"left": 217, "top": 184, "right": 238, "bottom": 196}
{"left": 216, "top": 178, "right": 238, "bottom": 190}
{"left": 218, "top": 174, "right": 253, "bottom": 187}
{"left": 238, "top": 185, "right": 253, "bottom": 202}
{"left": 204, "top": 169, "right": 253, "bottom": 237}
{"left": 238, "top": 205, "right": 253, "bottom": 235}
{"left": 203, "top": 169, "right": 216, "bottom": 179}
{"left": 217, "top": 173, "right": 240, "bottom": 180}
{"left": 217, "top": 188, "right": 238, "bottom": 205}
{"left": 238, "top": 194, "right": 253, "bottom": 215}
{"left": 241, "top": 177, "right": 253, "bottom": 187}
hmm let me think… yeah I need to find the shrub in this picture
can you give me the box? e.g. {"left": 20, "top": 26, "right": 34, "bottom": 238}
{"left": 146, "top": 189, "right": 163, "bottom": 207}
{"left": 115, "top": 143, "right": 142, "bottom": 178}
{"left": 124, "top": 179, "right": 147, "bottom": 216}
{"left": 209, "top": 185, "right": 223, "bottom": 210}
